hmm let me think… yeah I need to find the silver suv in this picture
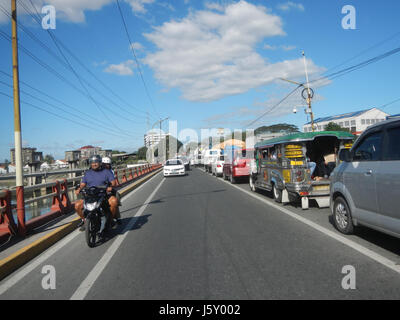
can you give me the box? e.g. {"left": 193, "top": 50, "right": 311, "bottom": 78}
{"left": 330, "top": 118, "right": 400, "bottom": 237}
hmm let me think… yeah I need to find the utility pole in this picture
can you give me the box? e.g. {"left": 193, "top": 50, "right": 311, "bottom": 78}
{"left": 279, "top": 51, "right": 316, "bottom": 132}
{"left": 11, "top": 0, "right": 26, "bottom": 236}
{"left": 302, "top": 51, "right": 315, "bottom": 132}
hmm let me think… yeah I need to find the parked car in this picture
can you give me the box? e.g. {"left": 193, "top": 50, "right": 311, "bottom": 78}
{"left": 331, "top": 118, "right": 400, "bottom": 238}
{"left": 250, "top": 131, "right": 354, "bottom": 209}
{"left": 211, "top": 155, "right": 225, "bottom": 177}
{"left": 163, "top": 159, "right": 186, "bottom": 177}
{"left": 223, "top": 148, "right": 254, "bottom": 184}
{"left": 203, "top": 149, "right": 222, "bottom": 173}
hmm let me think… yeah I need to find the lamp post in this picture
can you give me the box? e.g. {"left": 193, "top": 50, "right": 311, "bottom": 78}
{"left": 151, "top": 117, "right": 169, "bottom": 163}
{"left": 11, "top": 0, "right": 26, "bottom": 236}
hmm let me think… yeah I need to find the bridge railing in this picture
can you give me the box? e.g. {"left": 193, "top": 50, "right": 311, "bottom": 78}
{"left": 0, "top": 163, "right": 162, "bottom": 241}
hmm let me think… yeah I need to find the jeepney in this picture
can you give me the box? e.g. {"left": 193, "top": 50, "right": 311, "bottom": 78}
{"left": 249, "top": 131, "right": 354, "bottom": 209}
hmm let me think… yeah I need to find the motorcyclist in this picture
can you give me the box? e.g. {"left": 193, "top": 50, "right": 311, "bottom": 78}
{"left": 74, "top": 155, "right": 120, "bottom": 231}
{"left": 102, "top": 156, "right": 122, "bottom": 208}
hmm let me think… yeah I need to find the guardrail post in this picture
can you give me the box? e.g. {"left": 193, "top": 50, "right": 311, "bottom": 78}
{"left": 128, "top": 169, "right": 133, "bottom": 181}
{"left": 0, "top": 190, "right": 18, "bottom": 236}
{"left": 16, "top": 186, "right": 26, "bottom": 236}
{"left": 114, "top": 170, "right": 120, "bottom": 186}
{"left": 122, "top": 170, "right": 127, "bottom": 183}
{"left": 60, "top": 179, "right": 73, "bottom": 213}
{"left": 134, "top": 167, "right": 138, "bottom": 179}
{"left": 51, "top": 181, "right": 65, "bottom": 214}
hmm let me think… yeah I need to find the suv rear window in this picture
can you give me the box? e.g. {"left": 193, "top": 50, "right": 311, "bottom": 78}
{"left": 383, "top": 126, "right": 400, "bottom": 161}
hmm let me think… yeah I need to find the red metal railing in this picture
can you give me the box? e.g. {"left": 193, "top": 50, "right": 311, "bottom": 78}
{"left": 0, "top": 164, "right": 162, "bottom": 242}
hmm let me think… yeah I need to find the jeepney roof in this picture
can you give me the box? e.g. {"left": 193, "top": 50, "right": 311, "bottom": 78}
{"left": 254, "top": 131, "right": 354, "bottom": 149}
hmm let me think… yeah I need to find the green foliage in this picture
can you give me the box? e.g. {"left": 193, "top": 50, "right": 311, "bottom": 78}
{"left": 255, "top": 123, "right": 300, "bottom": 135}
{"left": 137, "top": 147, "right": 148, "bottom": 160}
{"left": 43, "top": 154, "right": 54, "bottom": 164}
{"left": 325, "top": 122, "right": 350, "bottom": 132}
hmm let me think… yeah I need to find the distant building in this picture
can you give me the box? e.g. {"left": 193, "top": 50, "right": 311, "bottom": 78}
{"left": 79, "top": 145, "right": 101, "bottom": 159}
{"left": 65, "top": 147, "right": 112, "bottom": 163}
{"left": 144, "top": 131, "right": 170, "bottom": 148}
{"left": 65, "top": 150, "right": 81, "bottom": 162}
{"left": 303, "top": 108, "right": 390, "bottom": 135}
{"left": 10, "top": 147, "right": 43, "bottom": 165}
{"left": 98, "top": 149, "right": 112, "bottom": 158}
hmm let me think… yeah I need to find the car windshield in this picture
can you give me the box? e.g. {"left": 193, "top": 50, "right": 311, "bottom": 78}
{"left": 165, "top": 160, "right": 182, "bottom": 166}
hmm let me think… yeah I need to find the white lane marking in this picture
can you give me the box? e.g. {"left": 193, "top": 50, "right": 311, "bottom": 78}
{"left": 0, "top": 171, "right": 162, "bottom": 295}
{"left": 70, "top": 177, "right": 166, "bottom": 300}
{"left": 213, "top": 171, "right": 400, "bottom": 275}
{"left": 0, "top": 229, "right": 80, "bottom": 296}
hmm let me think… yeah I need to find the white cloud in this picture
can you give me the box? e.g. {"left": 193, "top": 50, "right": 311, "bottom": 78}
{"left": 130, "top": 42, "right": 144, "bottom": 51}
{"left": 143, "top": 1, "right": 323, "bottom": 102}
{"left": 263, "top": 44, "right": 296, "bottom": 51}
{"left": 277, "top": 1, "right": 305, "bottom": 12}
{"left": 125, "top": 0, "right": 155, "bottom": 14}
{"left": 204, "top": 2, "right": 225, "bottom": 12}
{"left": 0, "top": 0, "right": 155, "bottom": 24}
{"left": 104, "top": 60, "right": 135, "bottom": 76}
{"left": 264, "top": 44, "right": 278, "bottom": 50}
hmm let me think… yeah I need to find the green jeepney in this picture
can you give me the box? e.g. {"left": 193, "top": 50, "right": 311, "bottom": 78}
{"left": 249, "top": 131, "right": 354, "bottom": 209}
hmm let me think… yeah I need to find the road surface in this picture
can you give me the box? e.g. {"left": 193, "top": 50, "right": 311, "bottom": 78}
{"left": 1, "top": 168, "right": 400, "bottom": 299}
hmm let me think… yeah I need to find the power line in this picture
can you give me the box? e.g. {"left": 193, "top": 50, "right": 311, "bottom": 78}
{"left": 115, "top": 0, "right": 160, "bottom": 118}
{"left": 22, "top": 0, "right": 154, "bottom": 121}
{"left": 0, "top": 4, "right": 145, "bottom": 136}
{"left": 0, "top": 90, "right": 142, "bottom": 139}
{"left": 322, "top": 30, "right": 400, "bottom": 76}
{"left": 309, "top": 45, "right": 400, "bottom": 85}
{"left": 246, "top": 85, "right": 302, "bottom": 127}
{"left": 0, "top": 76, "right": 144, "bottom": 137}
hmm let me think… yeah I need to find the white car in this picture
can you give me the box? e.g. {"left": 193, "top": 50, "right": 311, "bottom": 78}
{"left": 163, "top": 159, "right": 186, "bottom": 177}
{"left": 211, "top": 155, "right": 225, "bottom": 177}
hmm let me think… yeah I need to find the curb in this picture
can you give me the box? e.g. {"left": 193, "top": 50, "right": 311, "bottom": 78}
{"left": 0, "top": 168, "right": 162, "bottom": 281}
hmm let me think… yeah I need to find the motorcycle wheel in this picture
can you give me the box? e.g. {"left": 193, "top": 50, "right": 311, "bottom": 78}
{"left": 85, "top": 217, "right": 97, "bottom": 248}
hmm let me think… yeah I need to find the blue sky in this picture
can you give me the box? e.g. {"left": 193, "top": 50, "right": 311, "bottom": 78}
{"left": 0, "top": 0, "right": 399, "bottom": 160}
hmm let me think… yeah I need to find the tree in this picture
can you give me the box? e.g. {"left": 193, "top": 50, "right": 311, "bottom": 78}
{"left": 255, "top": 123, "right": 300, "bottom": 135}
{"left": 137, "top": 146, "right": 148, "bottom": 160}
{"left": 325, "top": 122, "right": 349, "bottom": 132}
{"left": 43, "top": 154, "right": 54, "bottom": 164}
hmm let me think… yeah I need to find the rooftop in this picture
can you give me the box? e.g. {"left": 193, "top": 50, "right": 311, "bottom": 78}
{"left": 304, "top": 108, "right": 376, "bottom": 125}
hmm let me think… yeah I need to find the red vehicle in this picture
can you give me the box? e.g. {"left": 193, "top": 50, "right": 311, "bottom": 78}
{"left": 222, "top": 148, "right": 254, "bottom": 184}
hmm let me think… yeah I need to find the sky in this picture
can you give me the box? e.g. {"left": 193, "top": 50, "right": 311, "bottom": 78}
{"left": 0, "top": 0, "right": 399, "bottom": 160}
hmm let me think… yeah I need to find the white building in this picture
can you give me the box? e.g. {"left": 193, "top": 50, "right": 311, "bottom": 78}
{"left": 303, "top": 108, "right": 390, "bottom": 134}
{"left": 144, "top": 131, "right": 170, "bottom": 148}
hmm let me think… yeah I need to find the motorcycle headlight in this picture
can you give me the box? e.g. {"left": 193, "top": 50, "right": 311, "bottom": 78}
{"left": 84, "top": 202, "right": 98, "bottom": 211}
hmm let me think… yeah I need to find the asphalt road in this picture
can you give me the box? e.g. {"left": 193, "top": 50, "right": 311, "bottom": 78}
{"left": 1, "top": 167, "right": 400, "bottom": 299}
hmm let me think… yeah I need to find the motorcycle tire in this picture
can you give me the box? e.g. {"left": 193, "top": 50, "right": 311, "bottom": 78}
{"left": 85, "top": 217, "right": 97, "bottom": 248}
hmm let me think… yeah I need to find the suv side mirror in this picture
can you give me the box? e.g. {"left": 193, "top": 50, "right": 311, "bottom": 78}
{"left": 339, "top": 148, "right": 351, "bottom": 162}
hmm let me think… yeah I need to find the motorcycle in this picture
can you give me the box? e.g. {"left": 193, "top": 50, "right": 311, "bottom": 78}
{"left": 78, "top": 185, "right": 112, "bottom": 248}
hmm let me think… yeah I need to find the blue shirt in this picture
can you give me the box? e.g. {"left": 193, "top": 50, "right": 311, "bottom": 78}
{"left": 82, "top": 168, "right": 116, "bottom": 187}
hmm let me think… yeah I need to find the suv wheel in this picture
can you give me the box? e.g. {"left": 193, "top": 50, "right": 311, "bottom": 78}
{"left": 333, "top": 196, "right": 354, "bottom": 234}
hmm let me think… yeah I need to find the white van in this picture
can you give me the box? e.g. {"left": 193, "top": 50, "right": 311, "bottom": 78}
{"left": 203, "top": 149, "right": 222, "bottom": 173}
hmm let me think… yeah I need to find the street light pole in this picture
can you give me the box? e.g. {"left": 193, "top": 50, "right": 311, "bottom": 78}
{"left": 11, "top": 0, "right": 25, "bottom": 236}
{"left": 279, "top": 51, "right": 316, "bottom": 132}
{"left": 151, "top": 117, "right": 169, "bottom": 163}
{"left": 302, "top": 51, "right": 315, "bottom": 132}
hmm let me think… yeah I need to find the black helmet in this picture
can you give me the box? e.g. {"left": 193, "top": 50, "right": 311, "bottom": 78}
{"left": 89, "top": 155, "right": 102, "bottom": 164}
